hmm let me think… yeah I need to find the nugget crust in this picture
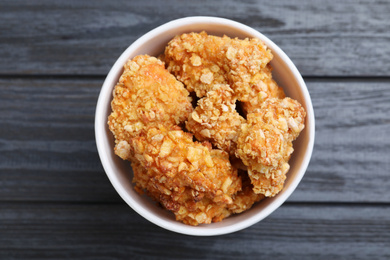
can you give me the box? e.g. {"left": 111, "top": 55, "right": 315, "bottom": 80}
{"left": 108, "top": 55, "right": 193, "bottom": 160}
{"left": 235, "top": 98, "right": 306, "bottom": 197}
{"left": 164, "top": 32, "right": 227, "bottom": 97}
{"left": 130, "top": 125, "right": 242, "bottom": 225}
{"left": 240, "top": 65, "right": 285, "bottom": 114}
{"left": 164, "top": 31, "right": 284, "bottom": 112}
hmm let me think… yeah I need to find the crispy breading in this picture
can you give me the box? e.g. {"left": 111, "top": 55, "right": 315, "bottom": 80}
{"left": 132, "top": 161, "right": 232, "bottom": 225}
{"left": 164, "top": 32, "right": 227, "bottom": 97}
{"left": 130, "top": 125, "right": 242, "bottom": 225}
{"left": 235, "top": 98, "right": 306, "bottom": 197}
{"left": 130, "top": 125, "right": 242, "bottom": 200}
{"left": 240, "top": 65, "right": 285, "bottom": 114}
{"left": 186, "top": 84, "right": 245, "bottom": 154}
{"left": 133, "top": 142, "right": 265, "bottom": 224}
{"left": 108, "top": 55, "right": 193, "bottom": 160}
{"left": 163, "top": 187, "right": 232, "bottom": 225}
{"left": 164, "top": 31, "right": 284, "bottom": 111}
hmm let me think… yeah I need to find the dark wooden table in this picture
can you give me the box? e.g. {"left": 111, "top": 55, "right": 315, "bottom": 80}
{"left": 1, "top": 1, "right": 390, "bottom": 259}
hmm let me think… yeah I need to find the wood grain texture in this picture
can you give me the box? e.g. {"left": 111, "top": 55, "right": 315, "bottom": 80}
{"left": 1, "top": 78, "right": 389, "bottom": 203}
{"left": 2, "top": 0, "right": 390, "bottom": 76}
{"left": 0, "top": 78, "right": 120, "bottom": 202}
{"left": 290, "top": 78, "right": 390, "bottom": 202}
{"left": 0, "top": 202, "right": 389, "bottom": 259}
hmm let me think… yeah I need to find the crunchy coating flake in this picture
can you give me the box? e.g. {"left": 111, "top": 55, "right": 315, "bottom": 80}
{"left": 240, "top": 65, "right": 285, "bottom": 114}
{"left": 108, "top": 55, "right": 193, "bottom": 160}
{"left": 129, "top": 125, "right": 242, "bottom": 225}
{"left": 235, "top": 98, "right": 306, "bottom": 197}
{"left": 164, "top": 31, "right": 284, "bottom": 110}
{"left": 186, "top": 84, "right": 245, "bottom": 154}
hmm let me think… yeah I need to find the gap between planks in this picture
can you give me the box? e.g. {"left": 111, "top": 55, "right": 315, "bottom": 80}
{"left": 0, "top": 200, "right": 389, "bottom": 208}
{"left": 1, "top": 74, "right": 390, "bottom": 82}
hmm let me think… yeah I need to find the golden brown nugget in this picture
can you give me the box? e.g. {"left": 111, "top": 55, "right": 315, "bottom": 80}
{"left": 134, "top": 158, "right": 264, "bottom": 225}
{"left": 164, "top": 32, "right": 228, "bottom": 97}
{"left": 130, "top": 125, "right": 242, "bottom": 204}
{"left": 164, "top": 31, "right": 284, "bottom": 108}
{"left": 235, "top": 98, "right": 306, "bottom": 197}
{"left": 133, "top": 161, "right": 233, "bottom": 225}
{"left": 222, "top": 36, "right": 281, "bottom": 103}
{"left": 133, "top": 147, "right": 261, "bottom": 224}
{"left": 129, "top": 125, "right": 242, "bottom": 225}
{"left": 108, "top": 55, "right": 193, "bottom": 160}
{"left": 186, "top": 84, "right": 245, "bottom": 154}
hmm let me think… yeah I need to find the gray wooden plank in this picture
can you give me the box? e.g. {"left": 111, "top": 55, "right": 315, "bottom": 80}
{"left": 0, "top": 78, "right": 389, "bottom": 203}
{"left": 289, "top": 78, "right": 390, "bottom": 202}
{"left": 2, "top": 0, "right": 390, "bottom": 76}
{"left": 0, "top": 202, "right": 389, "bottom": 259}
{"left": 0, "top": 78, "right": 120, "bottom": 202}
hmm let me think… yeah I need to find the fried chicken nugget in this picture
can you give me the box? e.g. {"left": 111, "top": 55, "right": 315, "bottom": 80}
{"left": 130, "top": 125, "right": 242, "bottom": 225}
{"left": 186, "top": 84, "right": 245, "bottom": 154}
{"left": 108, "top": 55, "right": 193, "bottom": 160}
{"left": 164, "top": 32, "right": 227, "bottom": 97}
{"left": 133, "top": 161, "right": 232, "bottom": 225}
{"left": 133, "top": 149, "right": 261, "bottom": 223}
{"left": 235, "top": 98, "right": 306, "bottom": 197}
{"left": 221, "top": 36, "right": 284, "bottom": 108}
{"left": 164, "top": 31, "right": 284, "bottom": 111}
